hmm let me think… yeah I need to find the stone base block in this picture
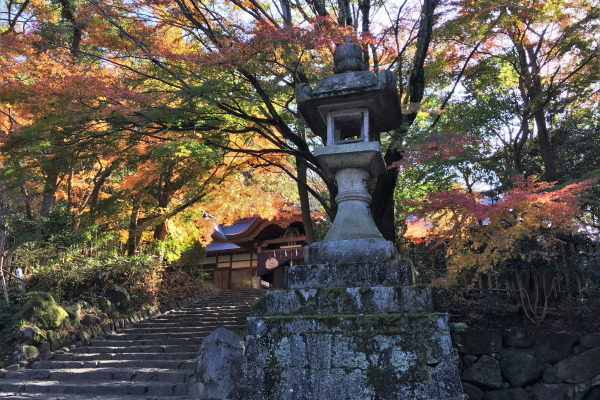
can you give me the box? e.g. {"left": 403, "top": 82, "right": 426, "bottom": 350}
{"left": 285, "top": 259, "right": 410, "bottom": 289}
{"left": 304, "top": 238, "right": 397, "bottom": 264}
{"left": 266, "top": 285, "right": 432, "bottom": 315}
{"left": 238, "top": 314, "right": 464, "bottom": 400}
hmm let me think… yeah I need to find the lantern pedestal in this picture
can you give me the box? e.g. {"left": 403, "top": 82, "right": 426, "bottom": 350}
{"left": 305, "top": 141, "right": 396, "bottom": 264}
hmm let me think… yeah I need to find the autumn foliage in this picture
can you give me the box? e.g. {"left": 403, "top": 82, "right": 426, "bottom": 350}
{"left": 407, "top": 176, "right": 595, "bottom": 282}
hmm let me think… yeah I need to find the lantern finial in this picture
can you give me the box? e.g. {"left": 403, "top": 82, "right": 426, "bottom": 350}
{"left": 333, "top": 36, "right": 367, "bottom": 74}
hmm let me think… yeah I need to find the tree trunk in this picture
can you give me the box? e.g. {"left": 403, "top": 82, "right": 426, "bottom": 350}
{"left": 0, "top": 183, "right": 9, "bottom": 303}
{"left": 533, "top": 110, "right": 558, "bottom": 182}
{"left": 297, "top": 156, "right": 316, "bottom": 244}
{"left": 153, "top": 192, "right": 173, "bottom": 242}
{"left": 310, "top": 0, "right": 327, "bottom": 16}
{"left": 337, "top": 0, "right": 352, "bottom": 26}
{"left": 280, "top": 0, "right": 292, "bottom": 26}
{"left": 127, "top": 202, "right": 141, "bottom": 256}
{"left": 89, "top": 160, "right": 120, "bottom": 209}
{"left": 20, "top": 184, "right": 33, "bottom": 220}
{"left": 370, "top": 0, "right": 439, "bottom": 242}
{"left": 515, "top": 42, "right": 559, "bottom": 182}
{"left": 40, "top": 171, "right": 59, "bottom": 217}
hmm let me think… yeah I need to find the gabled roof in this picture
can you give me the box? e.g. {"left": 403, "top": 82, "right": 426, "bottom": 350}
{"left": 205, "top": 203, "right": 313, "bottom": 254}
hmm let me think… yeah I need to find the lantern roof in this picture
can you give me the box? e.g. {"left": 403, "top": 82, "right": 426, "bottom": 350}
{"left": 295, "top": 36, "right": 401, "bottom": 140}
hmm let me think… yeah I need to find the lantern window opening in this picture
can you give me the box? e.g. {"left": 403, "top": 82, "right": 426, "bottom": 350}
{"left": 327, "top": 108, "right": 370, "bottom": 145}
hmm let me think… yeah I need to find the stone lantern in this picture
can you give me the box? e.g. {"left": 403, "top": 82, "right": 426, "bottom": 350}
{"left": 235, "top": 38, "right": 464, "bottom": 400}
{"left": 295, "top": 36, "right": 401, "bottom": 264}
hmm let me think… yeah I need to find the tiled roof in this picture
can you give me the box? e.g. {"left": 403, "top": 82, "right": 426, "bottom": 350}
{"left": 206, "top": 242, "right": 242, "bottom": 252}
{"left": 221, "top": 221, "right": 254, "bottom": 235}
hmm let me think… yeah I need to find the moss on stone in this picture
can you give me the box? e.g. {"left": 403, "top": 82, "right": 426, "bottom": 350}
{"left": 20, "top": 292, "right": 69, "bottom": 330}
{"left": 96, "top": 298, "right": 112, "bottom": 313}
{"left": 358, "top": 287, "right": 373, "bottom": 295}
{"left": 81, "top": 313, "right": 101, "bottom": 327}
{"left": 251, "top": 296, "right": 267, "bottom": 316}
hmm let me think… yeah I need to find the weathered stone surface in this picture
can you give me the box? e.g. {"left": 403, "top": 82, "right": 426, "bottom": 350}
{"left": 582, "top": 385, "right": 600, "bottom": 400}
{"left": 554, "top": 347, "right": 600, "bottom": 384}
{"left": 533, "top": 333, "right": 578, "bottom": 363}
{"left": 503, "top": 330, "right": 534, "bottom": 348}
{"left": 482, "top": 388, "right": 529, "bottom": 400}
{"left": 38, "top": 341, "right": 51, "bottom": 353}
{"left": 531, "top": 383, "right": 574, "bottom": 400}
{"left": 310, "top": 144, "right": 388, "bottom": 247}
{"left": 304, "top": 237, "right": 397, "bottom": 265}
{"left": 77, "top": 328, "right": 91, "bottom": 342}
{"left": 581, "top": 335, "right": 600, "bottom": 349}
{"left": 266, "top": 285, "right": 431, "bottom": 315}
{"left": 18, "top": 344, "right": 40, "bottom": 360}
{"left": 50, "top": 339, "right": 61, "bottom": 351}
{"left": 462, "top": 355, "right": 503, "bottom": 389}
{"left": 193, "top": 327, "right": 244, "bottom": 400}
{"left": 63, "top": 302, "right": 82, "bottom": 324}
{"left": 295, "top": 63, "right": 401, "bottom": 139}
{"left": 455, "top": 331, "right": 503, "bottom": 355}
{"left": 543, "top": 366, "right": 557, "bottom": 384}
{"left": 241, "top": 313, "right": 462, "bottom": 399}
{"left": 285, "top": 259, "right": 409, "bottom": 289}
{"left": 19, "top": 326, "right": 46, "bottom": 345}
{"left": 462, "top": 382, "right": 484, "bottom": 400}
{"left": 313, "top": 142, "right": 386, "bottom": 179}
{"left": 81, "top": 313, "right": 100, "bottom": 327}
{"left": 500, "top": 350, "right": 544, "bottom": 387}
{"left": 96, "top": 297, "right": 111, "bottom": 312}
{"left": 106, "top": 286, "right": 131, "bottom": 312}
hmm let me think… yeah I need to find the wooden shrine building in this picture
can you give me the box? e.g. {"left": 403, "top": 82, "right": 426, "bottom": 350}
{"left": 199, "top": 207, "right": 308, "bottom": 290}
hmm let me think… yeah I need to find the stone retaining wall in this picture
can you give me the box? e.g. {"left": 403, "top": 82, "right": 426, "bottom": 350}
{"left": 453, "top": 330, "right": 600, "bottom": 400}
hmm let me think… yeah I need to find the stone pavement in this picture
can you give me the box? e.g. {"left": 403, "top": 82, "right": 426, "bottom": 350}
{"left": 0, "top": 290, "right": 264, "bottom": 400}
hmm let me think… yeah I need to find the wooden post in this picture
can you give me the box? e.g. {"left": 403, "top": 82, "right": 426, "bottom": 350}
{"left": 0, "top": 183, "right": 9, "bottom": 304}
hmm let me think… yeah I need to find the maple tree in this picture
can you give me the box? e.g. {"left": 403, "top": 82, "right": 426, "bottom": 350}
{"left": 1, "top": 0, "right": 443, "bottom": 242}
{"left": 0, "top": 0, "right": 292, "bottom": 259}
{"left": 1, "top": 0, "right": 598, "bottom": 265}
{"left": 436, "top": 0, "right": 600, "bottom": 183}
{"left": 408, "top": 176, "right": 595, "bottom": 279}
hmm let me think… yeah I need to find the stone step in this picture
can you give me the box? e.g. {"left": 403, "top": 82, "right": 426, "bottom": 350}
{"left": 133, "top": 311, "right": 250, "bottom": 318}
{"left": 31, "top": 359, "right": 195, "bottom": 370}
{"left": 53, "top": 352, "right": 196, "bottom": 362}
{"left": 131, "top": 319, "right": 247, "bottom": 326}
{"left": 4, "top": 368, "right": 193, "bottom": 383}
{"left": 106, "top": 331, "right": 224, "bottom": 340}
{"left": 265, "top": 285, "right": 432, "bottom": 315}
{"left": 71, "top": 344, "right": 198, "bottom": 354}
{"left": 122, "top": 322, "right": 247, "bottom": 329}
{"left": 5, "top": 367, "right": 194, "bottom": 384}
{"left": 0, "top": 394, "right": 187, "bottom": 400}
{"left": 0, "top": 290, "right": 265, "bottom": 399}
{"left": 89, "top": 338, "right": 204, "bottom": 346}
{"left": 119, "top": 325, "right": 245, "bottom": 334}
{"left": 0, "top": 379, "right": 189, "bottom": 396}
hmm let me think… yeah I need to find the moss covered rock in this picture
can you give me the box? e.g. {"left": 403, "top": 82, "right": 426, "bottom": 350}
{"left": 106, "top": 287, "right": 130, "bottom": 312}
{"left": 96, "top": 298, "right": 112, "bottom": 313}
{"left": 18, "top": 326, "right": 46, "bottom": 345}
{"left": 18, "top": 344, "right": 39, "bottom": 360}
{"left": 64, "top": 302, "right": 82, "bottom": 326}
{"left": 20, "top": 293, "right": 69, "bottom": 330}
{"left": 81, "top": 314, "right": 101, "bottom": 327}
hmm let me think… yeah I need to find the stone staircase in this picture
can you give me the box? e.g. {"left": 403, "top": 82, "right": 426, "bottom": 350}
{"left": 0, "top": 290, "right": 264, "bottom": 399}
